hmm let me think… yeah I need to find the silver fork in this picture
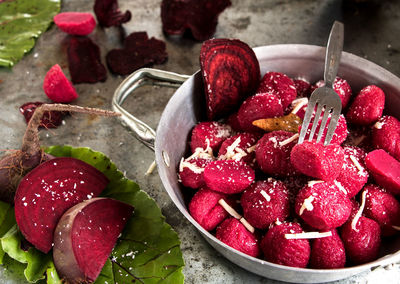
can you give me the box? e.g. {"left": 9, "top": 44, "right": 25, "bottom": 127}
{"left": 298, "top": 21, "right": 344, "bottom": 145}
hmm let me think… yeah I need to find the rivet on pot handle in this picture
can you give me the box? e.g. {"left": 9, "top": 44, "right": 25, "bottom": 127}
{"left": 112, "top": 68, "right": 190, "bottom": 151}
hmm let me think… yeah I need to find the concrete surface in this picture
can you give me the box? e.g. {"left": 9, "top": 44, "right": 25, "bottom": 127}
{"left": 1, "top": 0, "right": 400, "bottom": 283}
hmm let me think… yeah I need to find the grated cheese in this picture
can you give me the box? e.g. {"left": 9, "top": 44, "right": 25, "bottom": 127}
{"left": 307, "top": 180, "right": 324, "bottom": 187}
{"left": 247, "top": 145, "right": 257, "bottom": 153}
{"left": 374, "top": 121, "right": 384, "bottom": 129}
{"left": 260, "top": 190, "right": 271, "bottom": 202}
{"left": 240, "top": 217, "right": 255, "bottom": 233}
{"left": 299, "top": 195, "right": 315, "bottom": 215}
{"left": 291, "top": 98, "right": 308, "bottom": 114}
{"left": 279, "top": 133, "right": 299, "bottom": 146}
{"left": 349, "top": 155, "right": 364, "bottom": 173}
{"left": 179, "top": 159, "right": 205, "bottom": 174}
{"left": 219, "top": 137, "right": 248, "bottom": 161}
{"left": 351, "top": 190, "right": 367, "bottom": 232}
{"left": 218, "top": 199, "right": 255, "bottom": 233}
{"left": 392, "top": 225, "right": 400, "bottom": 231}
{"left": 145, "top": 160, "right": 156, "bottom": 176}
{"left": 334, "top": 180, "right": 348, "bottom": 195}
{"left": 284, "top": 231, "right": 332, "bottom": 240}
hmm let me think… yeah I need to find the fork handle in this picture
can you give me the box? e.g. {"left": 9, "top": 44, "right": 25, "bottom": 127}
{"left": 324, "top": 21, "right": 344, "bottom": 88}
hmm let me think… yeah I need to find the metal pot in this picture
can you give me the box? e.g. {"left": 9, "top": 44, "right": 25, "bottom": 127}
{"left": 112, "top": 44, "right": 400, "bottom": 283}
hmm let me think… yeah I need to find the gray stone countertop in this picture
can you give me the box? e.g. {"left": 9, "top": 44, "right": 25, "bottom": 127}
{"left": 1, "top": 0, "right": 400, "bottom": 283}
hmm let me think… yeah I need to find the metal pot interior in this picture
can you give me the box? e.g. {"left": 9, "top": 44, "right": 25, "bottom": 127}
{"left": 154, "top": 44, "right": 400, "bottom": 283}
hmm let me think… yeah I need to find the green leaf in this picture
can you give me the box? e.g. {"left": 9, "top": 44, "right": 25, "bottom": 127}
{"left": 46, "top": 145, "right": 185, "bottom": 284}
{"left": 0, "top": 0, "right": 61, "bottom": 67}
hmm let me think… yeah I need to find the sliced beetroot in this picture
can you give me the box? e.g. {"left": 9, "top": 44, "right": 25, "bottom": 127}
{"left": 363, "top": 184, "right": 400, "bottom": 236}
{"left": 311, "top": 77, "right": 352, "bottom": 108}
{"left": 293, "top": 78, "right": 311, "bottom": 97}
{"left": 372, "top": 116, "right": 400, "bottom": 160}
{"left": 346, "top": 85, "right": 385, "bottom": 126}
{"left": 93, "top": 0, "right": 131, "bottom": 27}
{"left": 290, "top": 141, "right": 345, "bottom": 182}
{"left": 200, "top": 38, "right": 260, "bottom": 120}
{"left": 106, "top": 32, "right": 168, "bottom": 76}
{"left": 161, "top": 0, "right": 231, "bottom": 41}
{"left": 257, "top": 72, "right": 297, "bottom": 110}
{"left": 336, "top": 146, "right": 369, "bottom": 198}
{"left": 189, "top": 188, "right": 233, "bottom": 231}
{"left": 255, "top": 131, "right": 299, "bottom": 177}
{"left": 216, "top": 217, "right": 260, "bottom": 257}
{"left": 203, "top": 160, "right": 255, "bottom": 194}
{"left": 218, "top": 132, "right": 258, "bottom": 167}
{"left": 179, "top": 157, "right": 212, "bottom": 189}
{"left": 53, "top": 197, "right": 133, "bottom": 283}
{"left": 43, "top": 64, "right": 78, "bottom": 103}
{"left": 190, "top": 121, "right": 232, "bottom": 154}
{"left": 237, "top": 92, "right": 284, "bottom": 133}
{"left": 240, "top": 179, "right": 290, "bottom": 229}
{"left": 309, "top": 229, "right": 346, "bottom": 269}
{"left": 67, "top": 36, "right": 107, "bottom": 84}
{"left": 14, "top": 157, "right": 109, "bottom": 253}
{"left": 295, "top": 181, "right": 352, "bottom": 230}
{"left": 365, "top": 149, "right": 400, "bottom": 195}
{"left": 19, "top": 102, "right": 66, "bottom": 129}
{"left": 260, "top": 222, "right": 310, "bottom": 268}
{"left": 53, "top": 12, "right": 96, "bottom": 36}
{"left": 341, "top": 216, "right": 381, "bottom": 265}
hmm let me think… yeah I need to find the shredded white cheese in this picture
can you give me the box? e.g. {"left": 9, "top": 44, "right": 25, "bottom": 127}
{"left": 260, "top": 190, "right": 271, "bottom": 202}
{"left": 275, "top": 219, "right": 282, "bottom": 225}
{"left": 247, "top": 145, "right": 257, "bottom": 153}
{"left": 218, "top": 199, "right": 255, "bottom": 233}
{"left": 299, "top": 196, "right": 315, "bottom": 215}
{"left": 145, "top": 160, "right": 156, "bottom": 176}
{"left": 187, "top": 138, "right": 213, "bottom": 160}
{"left": 307, "top": 180, "right": 324, "bottom": 187}
{"left": 179, "top": 159, "right": 205, "bottom": 174}
{"left": 291, "top": 98, "right": 308, "bottom": 114}
{"left": 334, "top": 180, "right": 348, "bottom": 195}
{"left": 349, "top": 155, "right": 364, "bottom": 173}
{"left": 279, "top": 133, "right": 299, "bottom": 146}
{"left": 219, "top": 137, "right": 248, "bottom": 161}
{"left": 352, "top": 190, "right": 367, "bottom": 232}
{"left": 284, "top": 231, "right": 332, "bottom": 240}
{"left": 240, "top": 217, "right": 255, "bottom": 233}
{"left": 392, "top": 225, "right": 400, "bottom": 231}
{"left": 374, "top": 121, "right": 384, "bottom": 129}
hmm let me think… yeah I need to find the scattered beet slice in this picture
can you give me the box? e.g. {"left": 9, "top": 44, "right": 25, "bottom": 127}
{"left": 43, "top": 64, "right": 78, "bottom": 103}
{"left": 54, "top": 12, "right": 96, "bottom": 36}
{"left": 200, "top": 38, "right": 260, "bottom": 120}
{"left": 161, "top": 0, "right": 231, "bottom": 41}
{"left": 106, "top": 32, "right": 168, "bottom": 75}
{"left": 14, "top": 157, "right": 109, "bottom": 253}
{"left": 19, "top": 102, "right": 66, "bottom": 129}
{"left": 67, "top": 36, "right": 107, "bottom": 84}
{"left": 53, "top": 197, "right": 133, "bottom": 283}
{"left": 93, "top": 0, "right": 131, "bottom": 27}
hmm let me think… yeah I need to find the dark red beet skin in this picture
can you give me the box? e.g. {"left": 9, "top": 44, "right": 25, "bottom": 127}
{"left": 106, "top": 32, "right": 168, "bottom": 76}
{"left": 216, "top": 217, "right": 260, "bottom": 257}
{"left": 161, "top": 0, "right": 231, "bottom": 41}
{"left": 341, "top": 216, "right": 381, "bottom": 265}
{"left": 260, "top": 222, "right": 310, "bottom": 268}
{"left": 241, "top": 179, "right": 290, "bottom": 229}
{"left": 94, "top": 0, "right": 131, "bottom": 27}
{"left": 310, "top": 229, "right": 346, "bottom": 269}
{"left": 14, "top": 157, "right": 109, "bottom": 253}
{"left": 67, "top": 36, "right": 107, "bottom": 84}
{"left": 53, "top": 198, "right": 133, "bottom": 283}
{"left": 200, "top": 38, "right": 260, "bottom": 120}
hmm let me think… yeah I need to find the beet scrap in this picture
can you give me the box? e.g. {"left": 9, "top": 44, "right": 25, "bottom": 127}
{"left": 106, "top": 32, "right": 168, "bottom": 76}
{"left": 53, "top": 197, "right": 133, "bottom": 283}
{"left": 20, "top": 102, "right": 66, "bottom": 129}
{"left": 67, "top": 36, "right": 107, "bottom": 84}
{"left": 94, "top": 0, "right": 131, "bottom": 27}
{"left": 43, "top": 64, "right": 78, "bottom": 103}
{"left": 200, "top": 38, "right": 260, "bottom": 120}
{"left": 14, "top": 157, "right": 109, "bottom": 253}
{"left": 54, "top": 12, "right": 96, "bottom": 36}
{"left": 161, "top": 0, "right": 231, "bottom": 41}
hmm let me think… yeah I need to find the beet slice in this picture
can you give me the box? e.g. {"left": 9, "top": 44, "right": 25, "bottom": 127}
{"left": 67, "top": 36, "right": 107, "bottom": 84}
{"left": 53, "top": 197, "right": 133, "bottom": 282}
{"left": 161, "top": 0, "right": 231, "bottom": 41}
{"left": 54, "top": 12, "right": 97, "bottom": 36}
{"left": 94, "top": 0, "right": 131, "bottom": 27}
{"left": 200, "top": 38, "right": 260, "bottom": 120}
{"left": 106, "top": 32, "right": 168, "bottom": 75}
{"left": 19, "top": 102, "right": 66, "bottom": 129}
{"left": 14, "top": 157, "right": 109, "bottom": 253}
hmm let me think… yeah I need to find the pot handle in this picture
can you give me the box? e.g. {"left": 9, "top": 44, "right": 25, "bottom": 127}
{"left": 112, "top": 68, "right": 190, "bottom": 151}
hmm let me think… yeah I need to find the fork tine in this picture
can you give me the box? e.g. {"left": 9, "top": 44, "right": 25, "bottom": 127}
{"left": 324, "top": 107, "right": 341, "bottom": 145}
{"left": 316, "top": 107, "right": 331, "bottom": 143}
{"left": 298, "top": 99, "right": 316, "bottom": 144}
{"left": 308, "top": 102, "right": 324, "bottom": 142}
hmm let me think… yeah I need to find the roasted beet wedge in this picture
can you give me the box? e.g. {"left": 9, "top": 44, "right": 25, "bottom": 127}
{"left": 161, "top": 0, "right": 231, "bottom": 41}
{"left": 200, "top": 38, "right": 260, "bottom": 120}
{"left": 14, "top": 157, "right": 109, "bottom": 253}
{"left": 94, "top": 0, "right": 131, "bottom": 27}
{"left": 67, "top": 36, "right": 107, "bottom": 84}
{"left": 53, "top": 197, "right": 133, "bottom": 283}
{"left": 106, "top": 32, "right": 168, "bottom": 75}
